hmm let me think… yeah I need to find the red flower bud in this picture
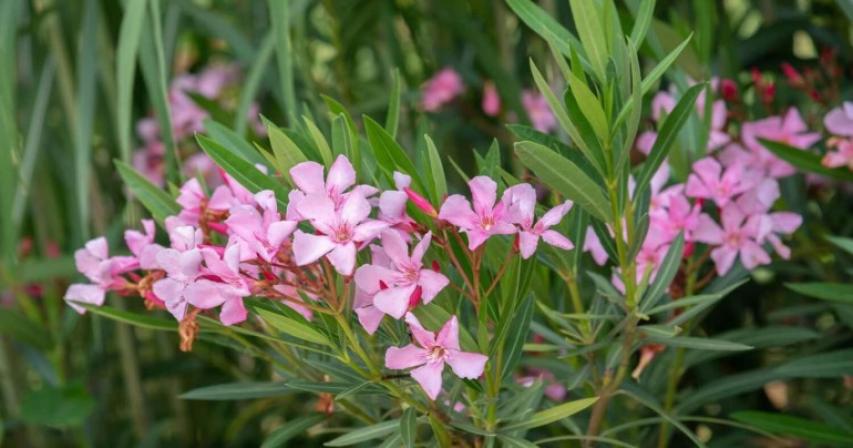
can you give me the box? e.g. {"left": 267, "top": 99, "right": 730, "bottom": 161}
{"left": 408, "top": 285, "right": 423, "bottom": 310}
{"left": 781, "top": 62, "right": 803, "bottom": 86}
{"left": 431, "top": 260, "right": 440, "bottom": 272}
{"left": 720, "top": 79, "right": 738, "bottom": 102}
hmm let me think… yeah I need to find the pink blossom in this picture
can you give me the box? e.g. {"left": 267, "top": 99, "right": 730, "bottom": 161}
{"left": 385, "top": 313, "right": 488, "bottom": 400}
{"left": 352, "top": 245, "right": 392, "bottom": 333}
{"left": 823, "top": 138, "right": 853, "bottom": 170}
{"left": 692, "top": 205, "right": 770, "bottom": 275}
{"left": 741, "top": 108, "right": 821, "bottom": 177}
{"left": 151, "top": 226, "right": 204, "bottom": 320}
{"left": 522, "top": 90, "right": 556, "bottom": 133}
{"left": 64, "top": 237, "right": 137, "bottom": 313}
{"left": 292, "top": 191, "right": 387, "bottom": 275}
{"left": 377, "top": 172, "right": 416, "bottom": 237}
{"left": 132, "top": 141, "right": 165, "bottom": 186}
{"left": 482, "top": 81, "right": 501, "bottom": 116}
{"left": 438, "top": 176, "right": 516, "bottom": 250}
{"left": 354, "top": 231, "right": 449, "bottom": 319}
{"left": 124, "top": 219, "right": 163, "bottom": 270}
{"left": 685, "top": 157, "right": 754, "bottom": 207}
{"left": 226, "top": 190, "right": 297, "bottom": 262}
{"left": 421, "top": 67, "right": 464, "bottom": 112}
{"left": 636, "top": 131, "right": 657, "bottom": 156}
{"left": 504, "top": 183, "right": 574, "bottom": 258}
{"left": 288, "top": 155, "right": 377, "bottom": 220}
{"left": 748, "top": 210, "right": 802, "bottom": 259}
{"left": 824, "top": 102, "right": 853, "bottom": 137}
{"left": 584, "top": 227, "right": 609, "bottom": 266}
{"left": 187, "top": 244, "right": 251, "bottom": 325}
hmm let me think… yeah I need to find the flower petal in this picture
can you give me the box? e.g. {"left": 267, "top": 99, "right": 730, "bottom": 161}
{"left": 446, "top": 350, "right": 488, "bottom": 379}
{"left": 410, "top": 362, "right": 445, "bottom": 400}
{"left": 292, "top": 231, "right": 336, "bottom": 266}
{"left": 385, "top": 344, "right": 427, "bottom": 370}
{"left": 374, "top": 285, "right": 416, "bottom": 319}
{"left": 290, "top": 161, "right": 326, "bottom": 194}
{"left": 326, "top": 242, "right": 357, "bottom": 275}
{"left": 418, "top": 269, "right": 448, "bottom": 303}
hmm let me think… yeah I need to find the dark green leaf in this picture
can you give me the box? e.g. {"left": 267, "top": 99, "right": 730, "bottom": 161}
{"left": 731, "top": 411, "right": 853, "bottom": 446}
{"left": 400, "top": 407, "right": 416, "bottom": 448}
{"left": 116, "top": 161, "right": 180, "bottom": 224}
{"left": 324, "top": 420, "right": 399, "bottom": 446}
{"left": 261, "top": 415, "right": 324, "bottom": 448}
{"left": 761, "top": 139, "right": 853, "bottom": 182}
{"left": 786, "top": 282, "right": 853, "bottom": 304}
{"left": 181, "top": 382, "right": 292, "bottom": 400}
{"left": 20, "top": 384, "right": 94, "bottom": 428}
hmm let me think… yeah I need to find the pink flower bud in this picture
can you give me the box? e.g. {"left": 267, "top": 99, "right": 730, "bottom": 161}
{"left": 404, "top": 187, "right": 438, "bottom": 218}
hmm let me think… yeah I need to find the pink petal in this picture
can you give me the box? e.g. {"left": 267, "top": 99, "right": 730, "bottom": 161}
{"left": 468, "top": 176, "right": 497, "bottom": 215}
{"left": 290, "top": 161, "right": 326, "bottom": 194}
{"left": 411, "top": 232, "right": 432, "bottom": 265}
{"left": 542, "top": 230, "right": 574, "bottom": 251}
{"left": 326, "top": 155, "right": 356, "bottom": 195}
{"left": 410, "top": 362, "right": 445, "bottom": 400}
{"left": 374, "top": 284, "right": 416, "bottom": 319}
{"left": 219, "top": 297, "right": 248, "bottom": 326}
{"left": 446, "top": 350, "right": 488, "bottom": 379}
{"left": 438, "top": 195, "right": 477, "bottom": 229}
{"left": 393, "top": 172, "right": 412, "bottom": 189}
{"left": 267, "top": 220, "right": 297, "bottom": 248}
{"left": 538, "top": 201, "right": 573, "bottom": 229}
{"left": 502, "top": 183, "right": 536, "bottom": 226}
{"left": 353, "top": 220, "right": 389, "bottom": 243}
{"left": 185, "top": 279, "right": 227, "bottom": 309}
{"left": 326, "top": 242, "right": 357, "bottom": 275}
{"left": 404, "top": 312, "right": 436, "bottom": 348}
{"left": 292, "top": 231, "right": 336, "bottom": 266}
{"left": 465, "top": 230, "right": 491, "bottom": 251}
{"left": 710, "top": 247, "right": 738, "bottom": 276}
{"left": 385, "top": 344, "right": 427, "bottom": 369}
{"left": 340, "top": 192, "right": 372, "bottom": 225}
{"left": 296, "top": 194, "right": 336, "bottom": 223}
{"left": 354, "top": 264, "right": 397, "bottom": 294}
{"left": 435, "top": 315, "right": 460, "bottom": 351}
{"left": 178, "top": 249, "right": 203, "bottom": 278}
{"left": 379, "top": 190, "right": 407, "bottom": 219}
{"left": 64, "top": 284, "right": 106, "bottom": 314}
{"left": 825, "top": 103, "right": 853, "bottom": 137}
{"left": 355, "top": 304, "right": 384, "bottom": 334}
{"left": 692, "top": 215, "right": 724, "bottom": 245}
{"left": 739, "top": 240, "right": 770, "bottom": 270}
{"left": 770, "top": 212, "right": 802, "bottom": 234}
{"left": 381, "top": 230, "right": 410, "bottom": 268}
{"left": 518, "top": 231, "right": 539, "bottom": 259}
{"left": 418, "top": 269, "right": 449, "bottom": 303}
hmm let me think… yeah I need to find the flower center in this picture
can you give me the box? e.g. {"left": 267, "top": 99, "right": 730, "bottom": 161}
{"left": 333, "top": 224, "right": 353, "bottom": 243}
{"left": 481, "top": 215, "right": 495, "bottom": 231}
{"left": 427, "top": 346, "right": 447, "bottom": 362}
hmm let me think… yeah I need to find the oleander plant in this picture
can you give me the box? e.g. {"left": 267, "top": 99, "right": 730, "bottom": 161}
{"left": 1, "top": 0, "right": 852, "bottom": 446}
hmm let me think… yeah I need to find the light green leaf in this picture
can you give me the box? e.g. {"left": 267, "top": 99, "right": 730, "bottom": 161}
{"left": 116, "top": 0, "right": 147, "bottom": 163}
{"left": 261, "top": 415, "right": 324, "bottom": 448}
{"left": 424, "top": 134, "right": 447, "bottom": 204}
{"left": 569, "top": 0, "right": 608, "bottom": 81}
{"left": 761, "top": 139, "right": 853, "bottom": 182}
{"left": 324, "top": 420, "right": 399, "bottom": 446}
{"left": 115, "top": 161, "right": 180, "bottom": 224}
{"left": 503, "top": 397, "right": 598, "bottom": 430}
{"left": 256, "top": 308, "right": 331, "bottom": 346}
{"left": 204, "top": 119, "right": 268, "bottom": 167}
{"left": 640, "top": 33, "right": 693, "bottom": 95}
{"left": 641, "top": 233, "right": 684, "bottom": 310}
{"left": 79, "top": 304, "right": 176, "bottom": 332}
{"left": 505, "top": 0, "right": 585, "bottom": 62}
{"left": 303, "top": 116, "right": 334, "bottom": 166}
{"left": 400, "top": 407, "right": 416, "bottom": 448}
{"left": 629, "top": 0, "right": 656, "bottom": 46}
{"left": 786, "top": 282, "right": 853, "bottom": 304}
{"left": 181, "top": 382, "right": 292, "bottom": 400}
{"left": 643, "top": 334, "right": 753, "bottom": 351}
{"left": 515, "top": 141, "right": 611, "bottom": 222}
{"left": 826, "top": 235, "right": 853, "bottom": 256}
{"left": 385, "top": 69, "right": 402, "bottom": 139}
{"left": 731, "top": 411, "right": 853, "bottom": 446}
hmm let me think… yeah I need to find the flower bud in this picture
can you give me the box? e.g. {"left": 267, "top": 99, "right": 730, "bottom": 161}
{"left": 404, "top": 187, "right": 438, "bottom": 218}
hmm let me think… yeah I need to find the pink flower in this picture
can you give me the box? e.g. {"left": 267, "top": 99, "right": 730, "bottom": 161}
{"left": 741, "top": 108, "right": 821, "bottom": 177}
{"left": 482, "top": 81, "right": 501, "bottom": 116}
{"left": 292, "top": 192, "right": 388, "bottom": 275}
{"left": 152, "top": 226, "right": 204, "bottom": 321}
{"left": 385, "top": 313, "right": 488, "bottom": 400}
{"left": 522, "top": 90, "right": 556, "bottom": 133}
{"left": 584, "top": 227, "right": 609, "bottom": 266}
{"left": 747, "top": 210, "right": 802, "bottom": 260}
{"left": 636, "top": 131, "right": 657, "bottom": 156}
{"left": 226, "top": 190, "right": 297, "bottom": 262}
{"left": 692, "top": 205, "right": 770, "bottom": 275}
{"left": 504, "top": 183, "right": 574, "bottom": 258}
{"left": 354, "top": 231, "right": 449, "bottom": 319}
{"left": 685, "top": 157, "right": 753, "bottom": 207}
{"left": 187, "top": 244, "right": 251, "bottom": 325}
{"left": 132, "top": 141, "right": 165, "bottom": 186}
{"left": 124, "top": 219, "right": 163, "bottom": 269}
{"left": 64, "top": 237, "right": 137, "bottom": 313}
{"left": 288, "top": 155, "right": 377, "bottom": 220}
{"left": 421, "top": 68, "right": 464, "bottom": 112}
{"left": 823, "top": 138, "right": 853, "bottom": 170}
{"left": 378, "top": 172, "right": 416, "bottom": 237}
{"left": 438, "top": 176, "right": 516, "bottom": 250}
{"left": 824, "top": 102, "right": 853, "bottom": 137}
{"left": 352, "top": 245, "right": 392, "bottom": 333}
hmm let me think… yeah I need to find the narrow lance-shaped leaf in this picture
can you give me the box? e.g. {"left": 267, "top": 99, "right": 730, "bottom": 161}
{"left": 385, "top": 69, "right": 402, "bottom": 139}
{"left": 634, "top": 83, "right": 704, "bottom": 197}
{"left": 261, "top": 415, "right": 324, "bottom": 448}
{"left": 730, "top": 411, "right": 853, "bottom": 445}
{"left": 116, "top": 0, "right": 146, "bottom": 163}
{"left": 502, "top": 397, "right": 598, "bottom": 430}
{"left": 761, "top": 139, "right": 853, "bottom": 182}
{"left": 640, "top": 233, "right": 684, "bottom": 311}
{"left": 505, "top": 0, "right": 586, "bottom": 64}
{"left": 516, "top": 141, "right": 612, "bottom": 222}
{"left": 324, "top": 420, "right": 400, "bottom": 447}
{"left": 569, "top": 0, "right": 608, "bottom": 82}
{"left": 115, "top": 161, "right": 180, "bottom": 224}
{"left": 181, "top": 382, "right": 292, "bottom": 400}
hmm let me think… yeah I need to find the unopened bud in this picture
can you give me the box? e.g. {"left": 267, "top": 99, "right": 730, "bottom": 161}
{"left": 404, "top": 187, "right": 438, "bottom": 218}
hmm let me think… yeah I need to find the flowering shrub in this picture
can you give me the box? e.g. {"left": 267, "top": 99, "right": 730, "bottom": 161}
{"left": 4, "top": 0, "right": 853, "bottom": 446}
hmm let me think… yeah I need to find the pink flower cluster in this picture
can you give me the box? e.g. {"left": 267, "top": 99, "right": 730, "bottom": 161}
{"left": 65, "top": 152, "right": 577, "bottom": 400}
{"left": 133, "top": 64, "right": 265, "bottom": 187}
{"left": 421, "top": 67, "right": 557, "bottom": 132}
{"left": 823, "top": 102, "right": 853, "bottom": 170}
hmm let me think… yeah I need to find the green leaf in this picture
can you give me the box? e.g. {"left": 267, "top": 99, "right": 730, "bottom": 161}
{"left": 115, "top": 161, "right": 179, "bottom": 224}
{"left": 505, "top": 0, "right": 584, "bottom": 61}
{"left": 181, "top": 382, "right": 292, "bottom": 400}
{"left": 629, "top": 0, "right": 656, "bottom": 46}
{"left": 826, "top": 235, "right": 853, "bottom": 256}
{"left": 640, "top": 34, "right": 693, "bottom": 95}
{"left": 72, "top": 0, "right": 98, "bottom": 242}
{"left": 268, "top": 0, "right": 297, "bottom": 122}
{"left": 303, "top": 116, "right": 334, "bottom": 167}
{"left": 503, "top": 397, "right": 598, "bottom": 431}
{"left": 0, "top": 310, "right": 53, "bottom": 350}
{"left": 424, "top": 134, "right": 447, "bottom": 204}
{"left": 20, "top": 384, "right": 94, "bottom": 428}
{"left": 324, "top": 420, "right": 400, "bottom": 446}
{"left": 786, "top": 282, "right": 853, "bottom": 304}
{"left": 635, "top": 83, "right": 704, "bottom": 197}
{"left": 256, "top": 308, "right": 331, "bottom": 346}
{"left": 761, "top": 139, "right": 853, "bottom": 182}
{"left": 197, "top": 135, "right": 289, "bottom": 210}
{"left": 265, "top": 118, "right": 308, "bottom": 185}
{"left": 235, "top": 30, "right": 276, "bottom": 135}
{"left": 515, "top": 141, "right": 611, "bottom": 222}
{"left": 564, "top": 70, "right": 608, "bottom": 144}
{"left": 642, "top": 334, "right": 753, "bottom": 351}
{"left": 363, "top": 116, "right": 424, "bottom": 191}
{"left": 261, "top": 415, "right": 324, "bottom": 448}
{"left": 204, "top": 119, "right": 268, "bottom": 167}
{"left": 731, "top": 411, "right": 853, "bottom": 446}
{"left": 640, "top": 233, "right": 684, "bottom": 310}
{"left": 400, "top": 407, "right": 416, "bottom": 448}
{"left": 385, "top": 69, "right": 402, "bottom": 139}
{"left": 498, "top": 435, "right": 539, "bottom": 448}
{"left": 81, "top": 304, "right": 176, "bottom": 332}
{"left": 116, "top": 0, "right": 147, "bottom": 163}
{"left": 500, "top": 293, "right": 535, "bottom": 380}
{"left": 568, "top": 0, "right": 608, "bottom": 81}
